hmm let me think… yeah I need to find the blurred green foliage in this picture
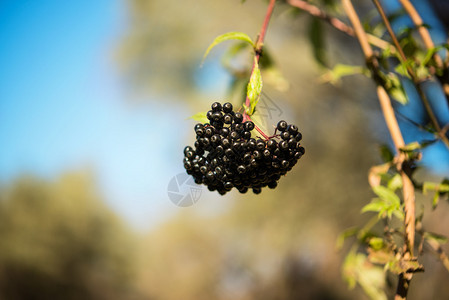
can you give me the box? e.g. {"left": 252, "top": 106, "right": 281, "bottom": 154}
{"left": 0, "top": 173, "right": 143, "bottom": 300}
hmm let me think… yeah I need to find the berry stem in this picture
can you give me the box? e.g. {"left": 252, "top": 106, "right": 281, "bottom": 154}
{"left": 246, "top": 115, "right": 270, "bottom": 140}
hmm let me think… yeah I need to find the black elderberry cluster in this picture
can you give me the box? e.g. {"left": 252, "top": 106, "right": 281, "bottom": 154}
{"left": 183, "top": 102, "right": 305, "bottom": 195}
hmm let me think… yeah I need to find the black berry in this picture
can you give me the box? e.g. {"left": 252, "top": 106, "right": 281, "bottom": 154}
{"left": 183, "top": 102, "right": 304, "bottom": 195}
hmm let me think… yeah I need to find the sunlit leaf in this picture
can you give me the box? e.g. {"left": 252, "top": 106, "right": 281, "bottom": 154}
{"left": 320, "top": 64, "right": 368, "bottom": 85}
{"left": 362, "top": 186, "right": 402, "bottom": 219}
{"left": 368, "top": 237, "right": 385, "bottom": 251}
{"left": 387, "top": 174, "right": 402, "bottom": 191}
{"left": 202, "top": 32, "right": 255, "bottom": 65}
{"left": 389, "top": 86, "right": 408, "bottom": 104}
{"left": 424, "top": 231, "right": 448, "bottom": 245}
{"left": 384, "top": 72, "right": 408, "bottom": 104}
{"left": 372, "top": 186, "right": 400, "bottom": 206}
{"left": 361, "top": 199, "right": 384, "bottom": 214}
{"left": 189, "top": 111, "right": 208, "bottom": 123}
{"left": 246, "top": 57, "right": 263, "bottom": 115}
{"left": 394, "top": 62, "right": 410, "bottom": 78}
{"left": 423, "top": 180, "right": 449, "bottom": 209}
{"left": 423, "top": 181, "right": 437, "bottom": 194}
{"left": 387, "top": 258, "right": 422, "bottom": 275}
{"left": 400, "top": 141, "right": 421, "bottom": 152}
{"left": 422, "top": 46, "right": 440, "bottom": 66}
{"left": 433, "top": 192, "right": 440, "bottom": 209}
{"left": 342, "top": 252, "right": 387, "bottom": 300}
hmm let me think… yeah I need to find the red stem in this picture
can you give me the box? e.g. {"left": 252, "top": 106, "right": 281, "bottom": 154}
{"left": 244, "top": 0, "right": 277, "bottom": 137}
{"left": 246, "top": 115, "right": 271, "bottom": 139}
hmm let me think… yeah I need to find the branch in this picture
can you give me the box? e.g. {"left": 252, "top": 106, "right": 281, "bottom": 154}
{"left": 287, "top": 0, "right": 394, "bottom": 52}
{"left": 372, "top": 0, "right": 449, "bottom": 150}
{"left": 426, "top": 238, "right": 449, "bottom": 273}
{"left": 341, "top": 1, "right": 416, "bottom": 299}
{"left": 398, "top": 0, "right": 444, "bottom": 69}
{"left": 398, "top": 0, "right": 449, "bottom": 104}
{"left": 243, "top": 0, "right": 276, "bottom": 115}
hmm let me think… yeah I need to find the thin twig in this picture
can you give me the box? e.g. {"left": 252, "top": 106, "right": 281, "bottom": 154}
{"left": 372, "top": 0, "right": 449, "bottom": 149}
{"left": 372, "top": 0, "right": 412, "bottom": 74}
{"left": 398, "top": 0, "right": 444, "bottom": 69}
{"left": 342, "top": 1, "right": 416, "bottom": 299}
{"left": 398, "top": 0, "right": 449, "bottom": 102}
{"left": 245, "top": 0, "right": 277, "bottom": 111}
{"left": 243, "top": 0, "right": 276, "bottom": 137}
{"left": 287, "top": 0, "right": 394, "bottom": 52}
{"left": 426, "top": 238, "right": 449, "bottom": 273}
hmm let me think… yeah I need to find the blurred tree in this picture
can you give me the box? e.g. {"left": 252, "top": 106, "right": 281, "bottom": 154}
{"left": 0, "top": 172, "right": 145, "bottom": 300}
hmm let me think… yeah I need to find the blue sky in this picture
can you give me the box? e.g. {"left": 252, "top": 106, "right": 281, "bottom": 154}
{"left": 0, "top": 0, "right": 198, "bottom": 229}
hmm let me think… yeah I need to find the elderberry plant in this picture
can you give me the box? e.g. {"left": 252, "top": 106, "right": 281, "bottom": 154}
{"left": 183, "top": 102, "right": 304, "bottom": 195}
{"left": 183, "top": 0, "right": 304, "bottom": 195}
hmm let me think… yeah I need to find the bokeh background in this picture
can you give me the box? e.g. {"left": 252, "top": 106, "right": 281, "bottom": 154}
{"left": 1, "top": 0, "right": 448, "bottom": 299}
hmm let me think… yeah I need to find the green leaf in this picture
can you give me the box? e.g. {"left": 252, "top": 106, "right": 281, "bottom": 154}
{"left": 368, "top": 237, "right": 385, "bottom": 251}
{"left": 379, "top": 145, "right": 394, "bottom": 163}
{"left": 387, "top": 174, "right": 402, "bottom": 191}
{"left": 424, "top": 232, "right": 448, "bottom": 245}
{"left": 361, "top": 199, "right": 384, "bottom": 214}
{"left": 372, "top": 186, "right": 400, "bottom": 206}
{"left": 202, "top": 32, "right": 255, "bottom": 65}
{"left": 384, "top": 72, "right": 408, "bottom": 104}
{"left": 387, "top": 258, "right": 422, "bottom": 275}
{"left": 432, "top": 192, "right": 440, "bottom": 209}
{"left": 308, "top": 17, "right": 327, "bottom": 67}
{"left": 189, "top": 111, "right": 208, "bottom": 123}
{"left": 400, "top": 141, "right": 421, "bottom": 152}
{"left": 423, "top": 181, "right": 437, "bottom": 194}
{"left": 394, "top": 62, "right": 411, "bottom": 78}
{"left": 422, "top": 46, "right": 440, "bottom": 66}
{"left": 320, "top": 64, "right": 368, "bottom": 85}
{"left": 440, "top": 182, "right": 449, "bottom": 193}
{"left": 423, "top": 180, "right": 449, "bottom": 208}
{"left": 423, "top": 181, "right": 449, "bottom": 193}
{"left": 246, "top": 57, "right": 263, "bottom": 115}
{"left": 389, "top": 86, "right": 408, "bottom": 105}
{"left": 342, "top": 252, "right": 387, "bottom": 300}
{"left": 362, "top": 186, "right": 402, "bottom": 219}
{"left": 336, "top": 227, "right": 359, "bottom": 250}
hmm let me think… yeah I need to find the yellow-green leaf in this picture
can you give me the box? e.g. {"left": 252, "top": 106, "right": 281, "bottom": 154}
{"left": 247, "top": 57, "right": 263, "bottom": 115}
{"left": 189, "top": 111, "right": 208, "bottom": 123}
{"left": 202, "top": 32, "right": 255, "bottom": 65}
